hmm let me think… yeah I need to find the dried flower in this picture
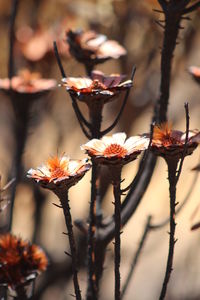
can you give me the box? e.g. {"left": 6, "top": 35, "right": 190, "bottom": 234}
{"left": 81, "top": 132, "right": 149, "bottom": 165}
{"left": 16, "top": 26, "right": 69, "bottom": 62}
{"left": 0, "top": 69, "right": 57, "bottom": 100}
{"left": 151, "top": 123, "right": 200, "bottom": 159}
{"left": 27, "top": 155, "right": 91, "bottom": 190}
{"left": 0, "top": 234, "right": 47, "bottom": 288}
{"left": 188, "top": 66, "right": 200, "bottom": 84}
{"left": 66, "top": 29, "right": 126, "bottom": 66}
{"left": 62, "top": 70, "right": 132, "bottom": 104}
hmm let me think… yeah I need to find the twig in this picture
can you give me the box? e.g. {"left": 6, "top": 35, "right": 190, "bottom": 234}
{"left": 183, "top": 1, "right": 200, "bottom": 14}
{"left": 176, "top": 102, "right": 189, "bottom": 183}
{"left": 121, "top": 216, "right": 152, "bottom": 299}
{"left": 86, "top": 159, "right": 98, "bottom": 300}
{"left": 159, "top": 158, "right": 178, "bottom": 300}
{"left": 55, "top": 190, "right": 82, "bottom": 300}
{"left": 149, "top": 171, "right": 199, "bottom": 230}
{"left": 71, "top": 99, "right": 92, "bottom": 139}
{"left": 111, "top": 166, "right": 122, "bottom": 300}
{"left": 100, "top": 66, "right": 136, "bottom": 137}
{"left": 71, "top": 96, "right": 91, "bottom": 128}
{"left": 53, "top": 41, "right": 66, "bottom": 78}
{"left": 121, "top": 123, "right": 154, "bottom": 194}
{"left": 8, "top": 0, "right": 19, "bottom": 80}
{"left": 0, "top": 284, "right": 7, "bottom": 300}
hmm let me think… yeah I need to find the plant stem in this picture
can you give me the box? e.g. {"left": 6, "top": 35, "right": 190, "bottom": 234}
{"left": 0, "top": 284, "right": 7, "bottom": 300}
{"left": 8, "top": 99, "right": 30, "bottom": 232}
{"left": 16, "top": 286, "right": 28, "bottom": 300}
{"left": 58, "top": 190, "right": 82, "bottom": 300}
{"left": 111, "top": 166, "right": 122, "bottom": 300}
{"left": 159, "top": 158, "right": 178, "bottom": 300}
{"left": 86, "top": 159, "right": 98, "bottom": 300}
{"left": 88, "top": 102, "right": 103, "bottom": 139}
{"left": 8, "top": 0, "right": 19, "bottom": 80}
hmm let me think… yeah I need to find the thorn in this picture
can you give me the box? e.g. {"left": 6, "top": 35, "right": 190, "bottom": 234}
{"left": 152, "top": 9, "right": 165, "bottom": 14}
{"left": 175, "top": 202, "right": 179, "bottom": 207}
{"left": 174, "top": 238, "right": 178, "bottom": 244}
{"left": 155, "top": 20, "right": 165, "bottom": 29}
{"left": 69, "top": 294, "right": 76, "bottom": 298}
{"left": 52, "top": 202, "right": 62, "bottom": 208}
{"left": 120, "top": 178, "right": 125, "bottom": 183}
{"left": 64, "top": 251, "right": 72, "bottom": 257}
{"left": 178, "top": 25, "right": 185, "bottom": 30}
{"left": 112, "top": 241, "right": 115, "bottom": 245}
{"left": 62, "top": 231, "right": 69, "bottom": 236}
{"left": 120, "top": 231, "right": 123, "bottom": 235}
{"left": 181, "top": 16, "right": 191, "bottom": 21}
{"left": 112, "top": 201, "right": 115, "bottom": 205}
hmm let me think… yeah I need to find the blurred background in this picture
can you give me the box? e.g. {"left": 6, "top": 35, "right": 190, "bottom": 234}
{"left": 0, "top": 0, "right": 200, "bottom": 299}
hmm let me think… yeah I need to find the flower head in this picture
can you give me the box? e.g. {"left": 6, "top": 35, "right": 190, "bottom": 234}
{"left": 27, "top": 155, "right": 91, "bottom": 190}
{"left": 0, "top": 234, "right": 47, "bottom": 288}
{"left": 151, "top": 122, "right": 200, "bottom": 159}
{"left": 81, "top": 132, "right": 149, "bottom": 165}
{"left": 16, "top": 26, "right": 69, "bottom": 62}
{"left": 188, "top": 66, "right": 200, "bottom": 84}
{"left": 0, "top": 69, "right": 57, "bottom": 100}
{"left": 62, "top": 70, "right": 132, "bottom": 104}
{"left": 66, "top": 29, "right": 126, "bottom": 66}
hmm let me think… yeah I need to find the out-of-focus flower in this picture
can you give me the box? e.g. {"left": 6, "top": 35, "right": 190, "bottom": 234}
{"left": 81, "top": 132, "right": 148, "bottom": 165}
{"left": 16, "top": 26, "right": 69, "bottom": 62}
{"left": 0, "top": 69, "right": 57, "bottom": 100}
{"left": 0, "top": 234, "right": 47, "bottom": 288}
{"left": 62, "top": 70, "right": 132, "bottom": 104}
{"left": 66, "top": 29, "right": 126, "bottom": 66}
{"left": 188, "top": 66, "right": 200, "bottom": 84}
{"left": 151, "top": 123, "right": 200, "bottom": 159}
{"left": 27, "top": 155, "right": 91, "bottom": 190}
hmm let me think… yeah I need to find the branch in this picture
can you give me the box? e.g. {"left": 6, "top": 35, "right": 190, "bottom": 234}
{"left": 121, "top": 123, "right": 154, "bottom": 194}
{"left": 71, "top": 99, "right": 91, "bottom": 139}
{"left": 100, "top": 66, "right": 136, "bottom": 137}
{"left": 53, "top": 41, "right": 66, "bottom": 78}
{"left": 149, "top": 171, "right": 198, "bottom": 230}
{"left": 183, "top": 1, "right": 200, "bottom": 14}
{"left": 8, "top": 0, "right": 19, "bottom": 79}
{"left": 71, "top": 96, "right": 91, "bottom": 129}
{"left": 176, "top": 102, "right": 189, "bottom": 183}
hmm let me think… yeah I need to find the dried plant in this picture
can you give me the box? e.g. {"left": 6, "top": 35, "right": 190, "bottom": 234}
{"left": 0, "top": 0, "right": 200, "bottom": 300}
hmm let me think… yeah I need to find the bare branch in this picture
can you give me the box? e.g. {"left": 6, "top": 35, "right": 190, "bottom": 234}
{"left": 100, "top": 66, "right": 136, "bottom": 137}
{"left": 183, "top": 1, "right": 200, "bottom": 14}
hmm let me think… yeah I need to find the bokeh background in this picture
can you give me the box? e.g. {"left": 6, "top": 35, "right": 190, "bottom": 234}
{"left": 0, "top": 1, "right": 200, "bottom": 299}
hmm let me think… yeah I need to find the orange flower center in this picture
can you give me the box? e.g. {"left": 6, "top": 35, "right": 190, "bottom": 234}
{"left": 153, "top": 123, "right": 181, "bottom": 146}
{"left": 90, "top": 79, "right": 107, "bottom": 90}
{"left": 47, "top": 156, "right": 69, "bottom": 179}
{"left": 103, "top": 144, "right": 127, "bottom": 157}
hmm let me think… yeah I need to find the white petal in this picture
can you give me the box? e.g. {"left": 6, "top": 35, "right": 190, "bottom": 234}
{"left": 125, "top": 136, "right": 149, "bottom": 154}
{"left": 68, "top": 160, "right": 80, "bottom": 175}
{"left": 81, "top": 139, "right": 106, "bottom": 154}
{"left": 112, "top": 132, "right": 127, "bottom": 145}
{"left": 102, "top": 135, "right": 115, "bottom": 146}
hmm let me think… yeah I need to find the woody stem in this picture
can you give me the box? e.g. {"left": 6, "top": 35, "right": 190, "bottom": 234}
{"left": 0, "top": 284, "right": 7, "bottom": 300}
{"left": 159, "top": 158, "right": 178, "bottom": 300}
{"left": 16, "top": 286, "right": 28, "bottom": 300}
{"left": 86, "top": 159, "right": 98, "bottom": 300}
{"left": 57, "top": 190, "right": 82, "bottom": 300}
{"left": 111, "top": 166, "right": 122, "bottom": 300}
